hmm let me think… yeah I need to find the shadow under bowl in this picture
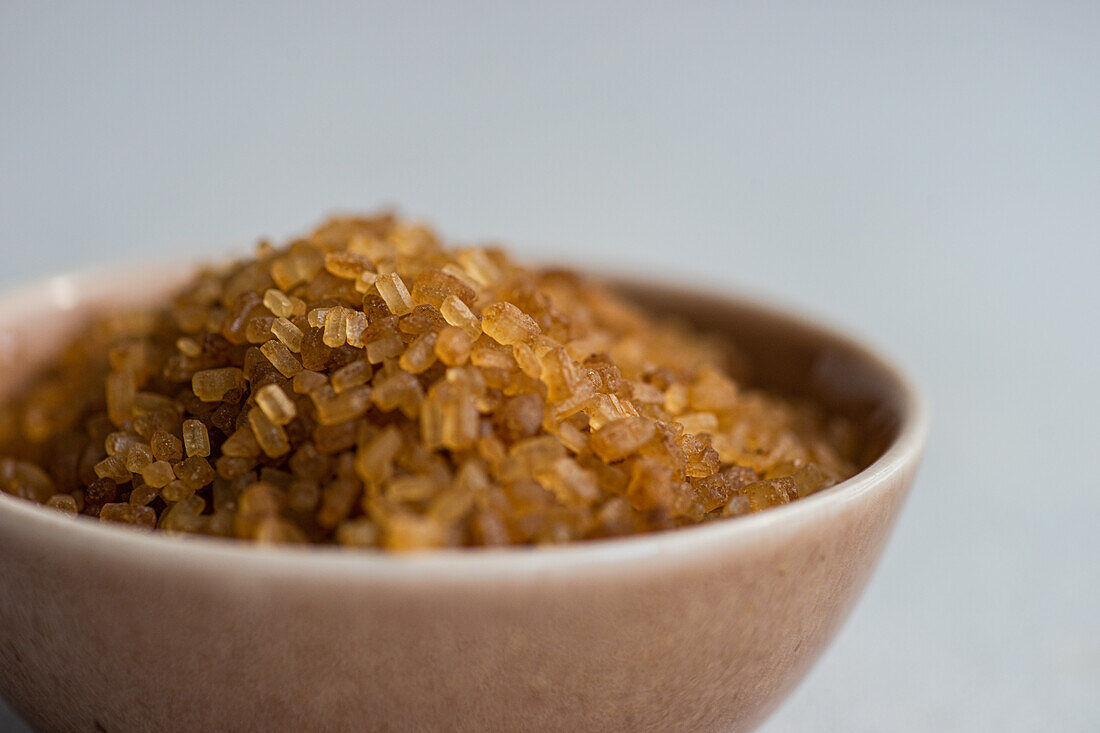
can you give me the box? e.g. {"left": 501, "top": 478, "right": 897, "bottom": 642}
{"left": 0, "top": 263, "right": 926, "bottom": 733}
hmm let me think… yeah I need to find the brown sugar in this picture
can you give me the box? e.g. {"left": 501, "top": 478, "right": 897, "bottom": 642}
{"left": 0, "top": 213, "right": 859, "bottom": 549}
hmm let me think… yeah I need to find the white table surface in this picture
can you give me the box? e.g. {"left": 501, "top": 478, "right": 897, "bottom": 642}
{"left": 1, "top": 2, "right": 1097, "bottom": 730}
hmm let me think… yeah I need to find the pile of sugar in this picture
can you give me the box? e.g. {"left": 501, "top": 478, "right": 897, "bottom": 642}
{"left": 0, "top": 214, "right": 858, "bottom": 549}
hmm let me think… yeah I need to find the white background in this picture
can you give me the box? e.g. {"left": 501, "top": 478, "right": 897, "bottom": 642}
{"left": 1, "top": 2, "right": 1097, "bottom": 730}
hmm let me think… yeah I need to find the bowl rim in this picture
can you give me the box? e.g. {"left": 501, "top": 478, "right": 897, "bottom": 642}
{"left": 0, "top": 261, "right": 928, "bottom": 582}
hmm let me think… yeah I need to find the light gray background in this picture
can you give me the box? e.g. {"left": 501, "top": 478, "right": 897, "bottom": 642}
{"left": 1, "top": 2, "right": 1097, "bottom": 731}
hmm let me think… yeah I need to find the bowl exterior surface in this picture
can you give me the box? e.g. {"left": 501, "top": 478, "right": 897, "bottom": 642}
{"left": 0, "top": 464, "right": 916, "bottom": 733}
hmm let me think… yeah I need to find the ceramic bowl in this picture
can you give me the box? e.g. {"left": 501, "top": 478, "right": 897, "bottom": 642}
{"left": 0, "top": 263, "right": 926, "bottom": 733}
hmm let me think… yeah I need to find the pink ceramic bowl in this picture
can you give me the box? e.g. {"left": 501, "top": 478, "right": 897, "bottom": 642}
{"left": 0, "top": 263, "right": 926, "bottom": 733}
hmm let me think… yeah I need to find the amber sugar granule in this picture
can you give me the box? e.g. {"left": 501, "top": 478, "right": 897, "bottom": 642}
{"left": 0, "top": 213, "right": 858, "bottom": 549}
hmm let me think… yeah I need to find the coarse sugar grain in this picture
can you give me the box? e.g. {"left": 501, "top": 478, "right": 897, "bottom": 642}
{"left": 322, "top": 307, "right": 348, "bottom": 348}
{"left": 141, "top": 461, "right": 176, "bottom": 489}
{"left": 482, "top": 302, "right": 540, "bottom": 345}
{"left": 0, "top": 212, "right": 860, "bottom": 549}
{"left": 440, "top": 295, "right": 481, "bottom": 338}
{"left": 255, "top": 384, "right": 297, "bottom": 426}
{"left": 263, "top": 288, "right": 294, "bottom": 318}
{"left": 331, "top": 360, "right": 373, "bottom": 394}
{"left": 270, "top": 317, "right": 304, "bottom": 352}
{"left": 259, "top": 340, "right": 303, "bottom": 378}
{"left": 375, "top": 273, "right": 414, "bottom": 316}
{"left": 192, "top": 368, "right": 245, "bottom": 402}
{"left": 434, "top": 326, "right": 474, "bottom": 366}
{"left": 248, "top": 407, "right": 291, "bottom": 458}
{"left": 292, "top": 370, "right": 327, "bottom": 395}
{"left": 398, "top": 332, "right": 438, "bottom": 374}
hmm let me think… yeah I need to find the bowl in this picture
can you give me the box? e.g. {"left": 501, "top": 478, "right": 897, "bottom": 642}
{"left": 0, "top": 262, "right": 926, "bottom": 733}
